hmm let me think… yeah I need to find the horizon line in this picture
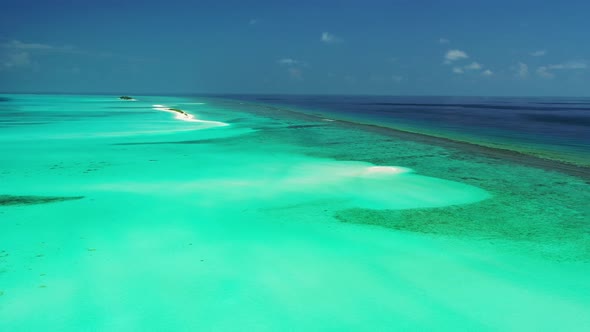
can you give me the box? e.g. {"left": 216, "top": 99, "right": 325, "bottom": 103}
{"left": 2, "top": 91, "right": 590, "bottom": 99}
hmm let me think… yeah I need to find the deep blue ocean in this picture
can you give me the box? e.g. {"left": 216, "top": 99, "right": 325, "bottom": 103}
{"left": 222, "top": 95, "right": 590, "bottom": 166}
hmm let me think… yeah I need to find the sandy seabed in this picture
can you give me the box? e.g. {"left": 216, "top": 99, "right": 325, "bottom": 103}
{"left": 0, "top": 94, "right": 589, "bottom": 331}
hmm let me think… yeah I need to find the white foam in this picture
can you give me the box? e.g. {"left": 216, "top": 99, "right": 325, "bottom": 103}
{"left": 152, "top": 105, "right": 228, "bottom": 127}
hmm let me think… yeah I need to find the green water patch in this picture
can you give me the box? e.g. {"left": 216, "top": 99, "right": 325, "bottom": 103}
{"left": 112, "top": 137, "right": 235, "bottom": 146}
{"left": 0, "top": 195, "right": 84, "bottom": 206}
{"left": 1, "top": 94, "right": 589, "bottom": 330}
{"left": 107, "top": 126, "right": 255, "bottom": 146}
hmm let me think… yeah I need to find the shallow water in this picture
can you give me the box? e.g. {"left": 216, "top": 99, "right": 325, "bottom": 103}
{"left": 1, "top": 94, "right": 589, "bottom": 331}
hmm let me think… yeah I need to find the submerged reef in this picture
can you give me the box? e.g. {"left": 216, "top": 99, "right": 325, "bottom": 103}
{"left": 0, "top": 195, "right": 84, "bottom": 206}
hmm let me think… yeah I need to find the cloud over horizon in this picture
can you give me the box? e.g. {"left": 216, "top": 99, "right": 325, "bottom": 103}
{"left": 536, "top": 60, "right": 587, "bottom": 78}
{"left": 547, "top": 61, "right": 587, "bottom": 70}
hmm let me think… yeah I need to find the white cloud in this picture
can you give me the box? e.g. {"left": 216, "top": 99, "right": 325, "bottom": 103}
{"left": 530, "top": 50, "right": 546, "bottom": 57}
{"left": 321, "top": 32, "right": 342, "bottom": 44}
{"left": 445, "top": 49, "right": 468, "bottom": 63}
{"left": 439, "top": 38, "right": 450, "bottom": 44}
{"left": 536, "top": 66, "right": 554, "bottom": 78}
{"left": 482, "top": 69, "right": 494, "bottom": 76}
{"left": 547, "top": 61, "right": 587, "bottom": 70}
{"left": 277, "top": 58, "right": 306, "bottom": 66}
{"left": 464, "top": 62, "right": 482, "bottom": 70}
{"left": 448, "top": 61, "right": 484, "bottom": 74}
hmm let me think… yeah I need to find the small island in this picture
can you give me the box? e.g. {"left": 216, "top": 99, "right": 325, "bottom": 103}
{"left": 119, "top": 96, "right": 134, "bottom": 100}
{"left": 167, "top": 108, "right": 189, "bottom": 117}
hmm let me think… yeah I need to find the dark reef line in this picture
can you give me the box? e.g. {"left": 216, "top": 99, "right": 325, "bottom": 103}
{"left": 222, "top": 98, "right": 590, "bottom": 181}
{"left": 0, "top": 195, "right": 85, "bottom": 206}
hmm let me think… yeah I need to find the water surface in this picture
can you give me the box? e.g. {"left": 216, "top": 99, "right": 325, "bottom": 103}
{"left": 0, "top": 94, "right": 589, "bottom": 331}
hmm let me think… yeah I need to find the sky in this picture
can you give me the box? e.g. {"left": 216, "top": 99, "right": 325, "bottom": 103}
{"left": 1, "top": 0, "right": 589, "bottom": 96}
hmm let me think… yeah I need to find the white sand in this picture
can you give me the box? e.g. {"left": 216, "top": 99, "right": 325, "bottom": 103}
{"left": 152, "top": 105, "right": 228, "bottom": 127}
{"left": 361, "top": 166, "right": 411, "bottom": 176}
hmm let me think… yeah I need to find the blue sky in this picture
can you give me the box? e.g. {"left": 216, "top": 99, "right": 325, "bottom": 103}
{"left": 1, "top": 0, "right": 589, "bottom": 96}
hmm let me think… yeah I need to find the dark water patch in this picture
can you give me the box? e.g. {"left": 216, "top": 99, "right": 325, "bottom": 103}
{"left": 256, "top": 97, "right": 283, "bottom": 101}
{"left": 286, "top": 124, "right": 328, "bottom": 129}
{"left": 536, "top": 101, "right": 590, "bottom": 105}
{"left": 0, "top": 97, "right": 11, "bottom": 102}
{"left": 0, "top": 110, "right": 30, "bottom": 117}
{"left": 357, "top": 102, "right": 590, "bottom": 112}
{"left": 522, "top": 114, "right": 590, "bottom": 126}
{"left": 225, "top": 118, "right": 251, "bottom": 123}
{"left": 334, "top": 191, "right": 590, "bottom": 262}
{"left": 0, "top": 122, "right": 51, "bottom": 128}
{"left": 251, "top": 126, "right": 284, "bottom": 130}
{"left": 353, "top": 121, "right": 590, "bottom": 180}
{"left": 0, "top": 195, "right": 84, "bottom": 206}
{"left": 0, "top": 122, "right": 50, "bottom": 126}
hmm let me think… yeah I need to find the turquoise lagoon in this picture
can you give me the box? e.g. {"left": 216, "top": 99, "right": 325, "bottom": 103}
{"left": 0, "top": 94, "right": 589, "bottom": 331}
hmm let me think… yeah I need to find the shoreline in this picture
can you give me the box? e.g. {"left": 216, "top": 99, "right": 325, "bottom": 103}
{"left": 220, "top": 98, "right": 590, "bottom": 181}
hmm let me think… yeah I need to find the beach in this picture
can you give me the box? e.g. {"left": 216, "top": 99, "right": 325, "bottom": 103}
{"left": 0, "top": 94, "right": 589, "bottom": 331}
